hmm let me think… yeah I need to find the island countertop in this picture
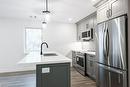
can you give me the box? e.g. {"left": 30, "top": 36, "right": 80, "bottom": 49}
{"left": 19, "top": 51, "right": 72, "bottom": 64}
{"left": 0, "top": 51, "right": 72, "bottom": 74}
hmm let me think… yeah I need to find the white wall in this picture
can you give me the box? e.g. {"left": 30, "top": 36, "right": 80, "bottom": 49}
{"left": 42, "top": 22, "right": 77, "bottom": 57}
{"left": 0, "top": 18, "right": 25, "bottom": 67}
{"left": 0, "top": 18, "right": 77, "bottom": 68}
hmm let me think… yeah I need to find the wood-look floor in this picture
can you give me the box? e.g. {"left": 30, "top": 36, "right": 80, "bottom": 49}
{"left": 0, "top": 68, "right": 96, "bottom": 87}
{"left": 71, "top": 68, "right": 96, "bottom": 87}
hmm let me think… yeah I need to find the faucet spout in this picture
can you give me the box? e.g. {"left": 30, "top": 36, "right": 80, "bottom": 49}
{"left": 40, "top": 42, "right": 49, "bottom": 55}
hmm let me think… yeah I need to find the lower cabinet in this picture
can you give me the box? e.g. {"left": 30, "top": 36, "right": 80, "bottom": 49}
{"left": 87, "top": 60, "right": 96, "bottom": 79}
{"left": 36, "top": 63, "right": 70, "bottom": 87}
{"left": 86, "top": 54, "right": 96, "bottom": 80}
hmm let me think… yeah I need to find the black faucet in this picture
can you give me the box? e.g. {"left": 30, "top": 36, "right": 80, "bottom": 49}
{"left": 40, "top": 42, "right": 49, "bottom": 55}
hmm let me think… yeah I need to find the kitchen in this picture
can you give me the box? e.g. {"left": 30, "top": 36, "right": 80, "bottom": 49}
{"left": 0, "top": 0, "right": 129, "bottom": 87}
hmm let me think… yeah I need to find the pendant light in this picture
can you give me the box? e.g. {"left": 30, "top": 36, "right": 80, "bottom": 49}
{"left": 42, "top": 0, "right": 51, "bottom": 22}
{"left": 42, "top": 21, "right": 47, "bottom": 28}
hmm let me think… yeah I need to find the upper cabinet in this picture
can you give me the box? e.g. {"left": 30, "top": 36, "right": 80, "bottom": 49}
{"left": 109, "top": 0, "right": 128, "bottom": 18}
{"left": 92, "top": 0, "right": 108, "bottom": 7}
{"left": 97, "top": 2, "right": 109, "bottom": 23}
{"left": 76, "top": 12, "right": 97, "bottom": 42}
{"left": 96, "top": 0, "right": 128, "bottom": 23}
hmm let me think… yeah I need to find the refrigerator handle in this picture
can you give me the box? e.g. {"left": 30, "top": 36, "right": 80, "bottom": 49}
{"left": 103, "top": 25, "right": 107, "bottom": 58}
{"left": 99, "top": 64, "right": 123, "bottom": 74}
{"left": 106, "top": 29, "right": 109, "bottom": 57}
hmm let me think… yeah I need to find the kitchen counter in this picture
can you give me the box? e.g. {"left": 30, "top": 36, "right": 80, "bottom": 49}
{"left": 72, "top": 50, "right": 96, "bottom": 55}
{"left": 19, "top": 51, "right": 72, "bottom": 64}
{"left": 0, "top": 51, "right": 72, "bottom": 74}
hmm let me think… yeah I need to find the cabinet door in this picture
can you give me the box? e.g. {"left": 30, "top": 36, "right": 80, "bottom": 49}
{"left": 93, "top": 14, "right": 97, "bottom": 28}
{"left": 36, "top": 63, "right": 70, "bottom": 87}
{"left": 97, "top": 2, "right": 109, "bottom": 23}
{"left": 87, "top": 60, "right": 94, "bottom": 77}
{"left": 109, "top": 0, "right": 127, "bottom": 18}
{"left": 72, "top": 51, "right": 76, "bottom": 66}
{"left": 77, "top": 23, "right": 82, "bottom": 41}
{"left": 89, "top": 17, "right": 94, "bottom": 29}
{"left": 93, "top": 62, "right": 97, "bottom": 79}
{"left": 87, "top": 61, "right": 91, "bottom": 76}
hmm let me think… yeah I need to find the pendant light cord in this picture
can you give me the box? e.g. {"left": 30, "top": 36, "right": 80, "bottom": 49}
{"left": 46, "top": 0, "right": 48, "bottom": 11}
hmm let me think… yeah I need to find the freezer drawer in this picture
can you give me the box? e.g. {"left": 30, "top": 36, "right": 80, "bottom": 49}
{"left": 97, "top": 64, "right": 127, "bottom": 87}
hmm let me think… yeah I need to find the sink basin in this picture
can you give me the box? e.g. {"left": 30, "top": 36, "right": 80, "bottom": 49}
{"left": 43, "top": 53, "right": 58, "bottom": 56}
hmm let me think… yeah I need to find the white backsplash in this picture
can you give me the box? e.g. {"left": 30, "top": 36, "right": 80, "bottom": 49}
{"left": 81, "top": 41, "right": 96, "bottom": 51}
{"left": 72, "top": 41, "right": 96, "bottom": 52}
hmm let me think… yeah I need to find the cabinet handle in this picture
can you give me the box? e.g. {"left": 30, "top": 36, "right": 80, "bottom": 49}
{"left": 76, "top": 57, "right": 79, "bottom": 61}
{"left": 106, "top": 10, "right": 109, "bottom": 18}
{"left": 109, "top": 9, "right": 112, "bottom": 17}
{"left": 79, "top": 36, "right": 81, "bottom": 40}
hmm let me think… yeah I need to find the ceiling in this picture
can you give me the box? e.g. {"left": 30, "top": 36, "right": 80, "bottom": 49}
{"left": 0, "top": 0, "right": 96, "bottom": 23}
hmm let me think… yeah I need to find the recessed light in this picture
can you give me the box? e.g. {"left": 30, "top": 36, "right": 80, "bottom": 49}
{"left": 68, "top": 18, "right": 72, "bottom": 22}
{"left": 92, "top": 0, "right": 96, "bottom": 2}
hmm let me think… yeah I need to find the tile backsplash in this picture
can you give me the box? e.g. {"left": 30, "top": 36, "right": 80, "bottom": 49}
{"left": 81, "top": 41, "right": 96, "bottom": 51}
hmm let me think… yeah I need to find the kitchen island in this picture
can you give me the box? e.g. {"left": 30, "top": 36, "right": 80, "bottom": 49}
{"left": 19, "top": 51, "right": 71, "bottom": 87}
{"left": 0, "top": 51, "right": 71, "bottom": 87}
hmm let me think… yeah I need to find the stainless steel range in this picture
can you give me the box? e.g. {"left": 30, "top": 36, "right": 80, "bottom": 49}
{"left": 72, "top": 51, "right": 86, "bottom": 76}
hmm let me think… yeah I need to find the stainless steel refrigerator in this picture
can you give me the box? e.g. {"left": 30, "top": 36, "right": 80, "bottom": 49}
{"left": 96, "top": 15, "right": 128, "bottom": 87}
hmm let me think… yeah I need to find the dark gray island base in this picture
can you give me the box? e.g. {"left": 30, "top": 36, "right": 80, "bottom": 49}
{"left": 36, "top": 63, "right": 70, "bottom": 87}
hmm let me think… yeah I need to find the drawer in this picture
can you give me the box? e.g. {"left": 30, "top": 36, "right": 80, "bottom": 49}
{"left": 87, "top": 54, "right": 95, "bottom": 60}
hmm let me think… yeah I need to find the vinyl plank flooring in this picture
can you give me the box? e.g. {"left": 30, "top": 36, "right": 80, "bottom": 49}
{"left": 71, "top": 68, "right": 96, "bottom": 87}
{"left": 0, "top": 68, "right": 96, "bottom": 87}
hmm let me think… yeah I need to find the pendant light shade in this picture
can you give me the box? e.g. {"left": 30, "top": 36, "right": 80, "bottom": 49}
{"left": 42, "top": 21, "right": 47, "bottom": 28}
{"left": 42, "top": 0, "right": 51, "bottom": 28}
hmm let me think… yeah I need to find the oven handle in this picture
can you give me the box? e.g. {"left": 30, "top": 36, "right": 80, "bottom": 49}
{"left": 76, "top": 57, "right": 79, "bottom": 62}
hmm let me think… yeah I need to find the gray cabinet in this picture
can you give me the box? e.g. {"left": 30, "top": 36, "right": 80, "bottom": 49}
{"left": 97, "top": 2, "right": 109, "bottom": 23}
{"left": 97, "top": 0, "right": 128, "bottom": 23}
{"left": 109, "top": 0, "right": 128, "bottom": 19}
{"left": 86, "top": 54, "right": 96, "bottom": 80}
{"left": 72, "top": 51, "right": 76, "bottom": 66}
{"left": 36, "top": 63, "right": 70, "bottom": 87}
{"left": 92, "top": 0, "right": 108, "bottom": 7}
{"left": 76, "top": 12, "right": 97, "bottom": 41}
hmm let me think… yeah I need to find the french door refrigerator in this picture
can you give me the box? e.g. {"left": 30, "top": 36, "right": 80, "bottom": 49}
{"left": 96, "top": 15, "right": 128, "bottom": 87}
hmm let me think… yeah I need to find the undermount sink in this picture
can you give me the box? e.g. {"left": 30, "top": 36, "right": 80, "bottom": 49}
{"left": 43, "top": 53, "right": 58, "bottom": 56}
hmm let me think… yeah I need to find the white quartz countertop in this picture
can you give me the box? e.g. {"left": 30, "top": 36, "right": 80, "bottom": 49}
{"left": 19, "top": 51, "right": 72, "bottom": 64}
{"left": 0, "top": 51, "right": 72, "bottom": 74}
{"left": 72, "top": 50, "right": 96, "bottom": 55}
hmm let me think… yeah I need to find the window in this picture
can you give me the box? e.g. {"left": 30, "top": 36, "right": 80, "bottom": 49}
{"left": 25, "top": 28, "right": 42, "bottom": 53}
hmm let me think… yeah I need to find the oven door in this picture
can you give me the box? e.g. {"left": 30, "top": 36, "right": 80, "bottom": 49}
{"left": 76, "top": 56, "right": 85, "bottom": 71}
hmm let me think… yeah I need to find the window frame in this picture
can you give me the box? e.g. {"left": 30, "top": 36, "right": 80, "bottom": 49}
{"left": 24, "top": 27, "right": 43, "bottom": 54}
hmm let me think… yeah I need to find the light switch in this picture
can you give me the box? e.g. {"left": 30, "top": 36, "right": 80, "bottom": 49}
{"left": 42, "top": 67, "right": 50, "bottom": 73}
